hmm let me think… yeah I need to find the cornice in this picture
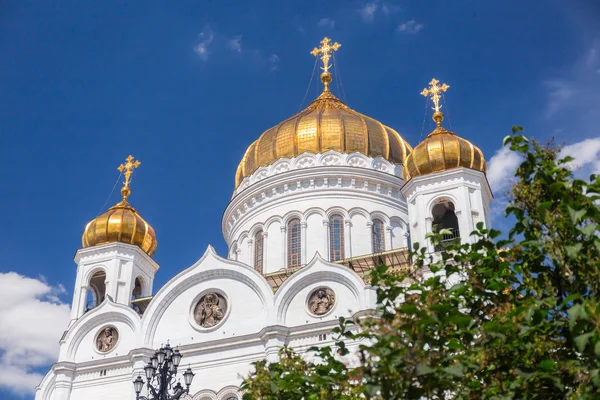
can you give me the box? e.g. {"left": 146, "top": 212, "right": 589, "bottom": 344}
{"left": 233, "top": 151, "right": 402, "bottom": 197}
{"left": 223, "top": 165, "right": 407, "bottom": 241}
{"left": 401, "top": 168, "right": 492, "bottom": 202}
{"left": 74, "top": 242, "right": 160, "bottom": 273}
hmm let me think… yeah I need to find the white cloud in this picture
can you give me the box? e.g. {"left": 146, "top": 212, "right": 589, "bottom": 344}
{"left": 359, "top": 1, "right": 401, "bottom": 22}
{"left": 560, "top": 137, "right": 600, "bottom": 176}
{"left": 543, "top": 41, "right": 600, "bottom": 125}
{"left": 194, "top": 27, "right": 214, "bottom": 61}
{"left": 487, "top": 146, "right": 523, "bottom": 194}
{"left": 317, "top": 18, "right": 335, "bottom": 29}
{"left": 487, "top": 136, "right": 600, "bottom": 225}
{"left": 227, "top": 35, "right": 243, "bottom": 54}
{"left": 381, "top": 3, "right": 401, "bottom": 15}
{"left": 359, "top": 2, "right": 378, "bottom": 22}
{"left": 397, "top": 20, "right": 423, "bottom": 34}
{"left": 268, "top": 54, "right": 280, "bottom": 71}
{"left": 0, "top": 272, "right": 70, "bottom": 394}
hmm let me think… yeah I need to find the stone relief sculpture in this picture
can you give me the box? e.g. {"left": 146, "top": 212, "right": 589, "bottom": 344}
{"left": 96, "top": 326, "right": 119, "bottom": 352}
{"left": 193, "top": 292, "right": 227, "bottom": 328}
{"left": 308, "top": 287, "right": 336, "bottom": 315}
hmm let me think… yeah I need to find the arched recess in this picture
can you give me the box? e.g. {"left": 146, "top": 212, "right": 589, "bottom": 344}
{"left": 191, "top": 389, "right": 217, "bottom": 400}
{"left": 65, "top": 306, "right": 140, "bottom": 360}
{"left": 141, "top": 248, "right": 274, "bottom": 345}
{"left": 286, "top": 217, "right": 302, "bottom": 268}
{"left": 132, "top": 276, "right": 144, "bottom": 300}
{"left": 217, "top": 386, "right": 241, "bottom": 399}
{"left": 431, "top": 198, "right": 460, "bottom": 250}
{"left": 274, "top": 257, "right": 365, "bottom": 324}
{"left": 371, "top": 218, "right": 386, "bottom": 253}
{"left": 254, "top": 229, "right": 264, "bottom": 273}
{"left": 86, "top": 269, "right": 107, "bottom": 311}
{"left": 390, "top": 216, "right": 408, "bottom": 250}
{"left": 328, "top": 213, "right": 345, "bottom": 261}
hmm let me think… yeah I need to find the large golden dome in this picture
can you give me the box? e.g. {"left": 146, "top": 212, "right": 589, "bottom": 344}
{"left": 403, "top": 111, "right": 486, "bottom": 181}
{"left": 234, "top": 89, "right": 412, "bottom": 188}
{"left": 234, "top": 37, "right": 411, "bottom": 189}
{"left": 82, "top": 156, "right": 157, "bottom": 257}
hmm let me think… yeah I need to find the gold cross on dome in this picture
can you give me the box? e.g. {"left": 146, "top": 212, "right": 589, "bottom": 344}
{"left": 421, "top": 78, "right": 450, "bottom": 112}
{"left": 310, "top": 37, "right": 341, "bottom": 73}
{"left": 117, "top": 155, "right": 141, "bottom": 196}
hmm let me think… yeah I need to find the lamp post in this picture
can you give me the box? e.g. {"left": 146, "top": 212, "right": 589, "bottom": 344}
{"left": 132, "top": 343, "right": 195, "bottom": 400}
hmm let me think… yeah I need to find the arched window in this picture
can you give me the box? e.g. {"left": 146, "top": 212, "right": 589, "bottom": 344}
{"left": 432, "top": 200, "right": 460, "bottom": 250}
{"left": 86, "top": 271, "right": 106, "bottom": 312}
{"left": 254, "top": 230, "right": 264, "bottom": 273}
{"left": 328, "top": 214, "right": 345, "bottom": 261}
{"left": 287, "top": 218, "right": 301, "bottom": 268}
{"left": 131, "top": 277, "right": 143, "bottom": 300}
{"left": 372, "top": 219, "right": 385, "bottom": 253}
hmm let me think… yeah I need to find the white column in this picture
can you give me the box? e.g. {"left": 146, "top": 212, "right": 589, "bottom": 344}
{"left": 366, "top": 221, "right": 373, "bottom": 253}
{"left": 323, "top": 220, "right": 330, "bottom": 260}
{"left": 262, "top": 231, "right": 269, "bottom": 272}
{"left": 424, "top": 216, "right": 434, "bottom": 252}
{"left": 385, "top": 226, "right": 393, "bottom": 251}
{"left": 344, "top": 219, "right": 353, "bottom": 258}
{"left": 51, "top": 363, "right": 75, "bottom": 400}
{"left": 280, "top": 226, "right": 287, "bottom": 268}
{"left": 248, "top": 239, "right": 254, "bottom": 268}
{"left": 301, "top": 222, "right": 307, "bottom": 265}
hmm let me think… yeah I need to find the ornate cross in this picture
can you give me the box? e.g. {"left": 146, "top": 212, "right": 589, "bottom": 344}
{"left": 421, "top": 78, "right": 450, "bottom": 112}
{"left": 310, "top": 37, "right": 341, "bottom": 73}
{"left": 117, "top": 155, "right": 141, "bottom": 196}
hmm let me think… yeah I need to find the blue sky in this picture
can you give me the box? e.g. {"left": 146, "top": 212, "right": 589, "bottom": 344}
{"left": 0, "top": 0, "right": 599, "bottom": 397}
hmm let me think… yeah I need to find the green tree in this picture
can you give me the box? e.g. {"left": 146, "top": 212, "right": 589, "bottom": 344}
{"left": 241, "top": 127, "right": 600, "bottom": 400}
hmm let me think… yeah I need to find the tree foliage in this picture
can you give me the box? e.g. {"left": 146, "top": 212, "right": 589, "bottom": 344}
{"left": 241, "top": 128, "right": 600, "bottom": 399}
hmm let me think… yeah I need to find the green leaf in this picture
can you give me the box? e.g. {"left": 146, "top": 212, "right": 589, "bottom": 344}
{"left": 538, "top": 359, "right": 556, "bottom": 371}
{"left": 567, "top": 304, "right": 587, "bottom": 329}
{"left": 592, "top": 369, "right": 600, "bottom": 387}
{"left": 574, "top": 332, "right": 593, "bottom": 353}
{"left": 502, "top": 135, "right": 512, "bottom": 146}
{"left": 448, "top": 313, "right": 473, "bottom": 329}
{"left": 416, "top": 364, "right": 435, "bottom": 376}
{"left": 595, "top": 341, "right": 600, "bottom": 357}
{"left": 567, "top": 206, "right": 586, "bottom": 224}
{"left": 578, "top": 223, "right": 597, "bottom": 237}
{"left": 443, "top": 364, "right": 464, "bottom": 377}
{"left": 565, "top": 243, "right": 583, "bottom": 259}
{"left": 512, "top": 125, "right": 524, "bottom": 134}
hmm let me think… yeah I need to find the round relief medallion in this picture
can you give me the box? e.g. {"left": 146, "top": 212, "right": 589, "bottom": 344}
{"left": 193, "top": 292, "right": 228, "bottom": 328}
{"left": 96, "top": 326, "right": 119, "bottom": 353}
{"left": 307, "top": 287, "right": 336, "bottom": 316}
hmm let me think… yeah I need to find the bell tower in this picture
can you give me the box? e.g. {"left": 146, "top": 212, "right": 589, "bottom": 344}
{"left": 401, "top": 79, "right": 492, "bottom": 252}
{"left": 70, "top": 156, "right": 159, "bottom": 321}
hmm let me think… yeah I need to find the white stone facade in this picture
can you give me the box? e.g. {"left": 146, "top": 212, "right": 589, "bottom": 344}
{"left": 36, "top": 150, "right": 492, "bottom": 400}
{"left": 224, "top": 151, "right": 409, "bottom": 272}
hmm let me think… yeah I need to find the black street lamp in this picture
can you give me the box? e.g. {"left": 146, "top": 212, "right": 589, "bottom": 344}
{"left": 133, "top": 343, "right": 195, "bottom": 400}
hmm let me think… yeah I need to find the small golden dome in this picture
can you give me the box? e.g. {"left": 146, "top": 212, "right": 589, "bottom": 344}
{"left": 82, "top": 199, "right": 157, "bottom": 256}
{"left": 402, "top": 112, "right": 487, "bottom": 181}
{"left": 82, "top": 156, "right": 157, "bottom": 256}
{"left": 234, "top": 89, "right": 412, "bottom": 188}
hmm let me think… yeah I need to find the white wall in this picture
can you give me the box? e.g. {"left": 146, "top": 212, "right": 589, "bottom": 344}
{"left": 223, "top": 152, "right": 409, "bottom": 274}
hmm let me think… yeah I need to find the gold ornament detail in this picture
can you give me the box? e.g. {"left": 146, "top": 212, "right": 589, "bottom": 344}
{"left": 421, "top": 78, "right": 450, "bottom": 127}
{"left": 402, "top": 79, "right": 487, "bottom": 181}
{"left": 117, "top": 155, "right": 141, "bottom": 200}
{"left": 81, "top": 154, "right": 157, "bottom": 256}
{"left": 310, "top": 37, "right": 341, "bottom": 91}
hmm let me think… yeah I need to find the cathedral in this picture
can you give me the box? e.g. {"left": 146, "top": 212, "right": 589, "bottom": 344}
{"left": 36, "top": 38, "right": 491, "bottom": 400}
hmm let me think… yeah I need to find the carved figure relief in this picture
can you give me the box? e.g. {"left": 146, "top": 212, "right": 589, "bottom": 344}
{"left": 96, "top": 326, "right": 119, "bottom": 352}
{"left": 193, "top": 292, "right": 227, "bottom": 328}
{"left": 308, "top": 287, "right": 336, "bottom": 316}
